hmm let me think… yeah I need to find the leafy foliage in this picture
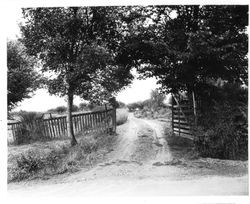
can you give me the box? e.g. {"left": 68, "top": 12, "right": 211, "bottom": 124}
{"left": 194, "top": 84, "right": 248, "bottom": 160}
{"left": 21, "top": 7, "right": 133, "bottom": 101}
{"left": 7, "top": 40, "right": 41, "bottom": 111}
{"left": 78, "top": 102, "right": 89, "bottom": 111}
{"left": 14, "top": 111, "right": 46, "bottom": 144}
{"left": 8, "top": 132, "right": 116, "bottom": 182}
{"left": 48, "top": 106, "right": 67, "bottom": 114}
{"left": 117, "top": 5, "right": 248, "bottom": 93}
{"left": 127, "top": 88, "right": 166, "bottom": 112}
{"left": 20, "top": 7, "right": 133, "bottom": 145}
{"left": 150, "top": 89, "right": 166, "bottom": 110}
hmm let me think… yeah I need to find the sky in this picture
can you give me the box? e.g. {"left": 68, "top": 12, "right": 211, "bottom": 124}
{"left": 5, "top": 6, "right": 160, "bottom": 112}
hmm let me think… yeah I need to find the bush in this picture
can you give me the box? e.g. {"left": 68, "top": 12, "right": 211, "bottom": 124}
{"left": 14, "top": 111, "right": 46, "bottom": 144}
{"left": 127, "top": 101, "right": 144, "bottom": 112}
{"left": 48, "top": 105, "right": 79, "bottom": 114}
{"left": 79, "top": 102, "right": 89, "bottom": 111}
{"left": 8, "top": 132, "right": 116, "bottom": 182}
{"left": 55, "top": 106, "right": 67, "bottom": 113}
{"left": 91, "top": 106, "right": 106, "bottom": 112}
{"left": 47, "top": 106, "right": 67, "bottom": 114}
{"left": 9, "top": 149, "right": 61, "bottom": 181}
{"left": 194, "top": 84, "right": 248, "bottom": 160}
{"left": 118, "top": 101, "right": 126, "bottom": 108}
{"left": 72, "top": 105, "right": 79, "bottom": 112}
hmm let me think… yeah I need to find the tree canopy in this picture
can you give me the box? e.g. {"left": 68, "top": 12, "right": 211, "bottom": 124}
{"left": 20, "top": 7, "right": 133, "bottom": 145}
{"left": 21, "top": 7, "right": 132, "bottom": 101}
{"left": 117, "top": 5, "right": 248, "bottom": 93}
{"left": 7, "top": 40, "right": 41, "bottom": 111}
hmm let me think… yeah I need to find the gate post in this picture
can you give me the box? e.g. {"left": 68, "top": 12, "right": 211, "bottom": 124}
{"left": 171, "top": 93, "right": 174, "bottom": 135}
{"left": 178, "top": 94, "right": 181, "bottom": 136}
{"left": 192, "top": 91, "right": 197, "bottom": 127}
{"left": 112, "top": 108, "right": 117, "bottom": 133}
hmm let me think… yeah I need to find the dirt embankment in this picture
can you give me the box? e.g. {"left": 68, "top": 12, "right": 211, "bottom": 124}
{"left": 8, "top": 113, "right": 248, "bottom": 196}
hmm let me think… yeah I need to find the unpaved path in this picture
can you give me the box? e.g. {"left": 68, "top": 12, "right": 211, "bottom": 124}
{"left": 8, "top": 113, "right": 248, "bottom": 196}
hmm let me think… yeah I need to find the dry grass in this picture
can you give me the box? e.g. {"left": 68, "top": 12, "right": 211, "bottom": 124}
{"left": 116, "top": 108, "right": 129, "bottom": 126}
{"left": 8, "top": 132, "right": 116, "bottom": 183}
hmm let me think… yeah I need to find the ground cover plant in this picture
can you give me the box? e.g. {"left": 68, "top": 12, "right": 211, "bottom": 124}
{"left": 10, "top": 111, "right": 47, "bottom": 145}
{"left": 193, "top": 83, "right": 248, "bottom": 160}
{"left": 8, "top": 131, "right": 116, "bottom": 183}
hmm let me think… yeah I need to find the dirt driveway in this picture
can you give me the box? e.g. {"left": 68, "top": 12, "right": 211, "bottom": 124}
{"left": 8, "top": 113, "right": 248, "bottom": 196}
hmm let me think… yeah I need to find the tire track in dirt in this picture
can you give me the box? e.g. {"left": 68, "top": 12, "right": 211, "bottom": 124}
{"left": 66, "top": 113, "right": 175, "bottom": 180}
{"left": 101, "top": 114, "right": 170, "bottom": 165}
{"left": 142, "top": 119, "right": 173, "bottom": 163}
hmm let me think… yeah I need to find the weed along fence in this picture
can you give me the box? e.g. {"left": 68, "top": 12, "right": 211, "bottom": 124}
{"left": 8, "top": 109, "right": 116, "bottom": 143}
{"left": 171, "top": 94, "right": 194, "bottom": 139}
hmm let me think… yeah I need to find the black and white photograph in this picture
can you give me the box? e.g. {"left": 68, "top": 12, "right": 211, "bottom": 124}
{"left": 0, "top": 0, "right": 249, "bottom": 201}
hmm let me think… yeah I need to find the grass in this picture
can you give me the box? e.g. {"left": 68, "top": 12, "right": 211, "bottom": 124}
{"left": 8, "top": 132, "right": 116, "bottom": 183}
{"left": 10, "top": 111, "right": 47, "bottom": 145}
{"left": 8, "top": 108, "right": 127, "bottom": 182}
{"left": 116, "top": 108, "right": 129, "bottom": 126}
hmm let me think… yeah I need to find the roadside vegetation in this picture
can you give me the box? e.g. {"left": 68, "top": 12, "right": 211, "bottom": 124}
{"left": 8, "top": 102, "right": 128, "bottom": 145}
{"left": 193, "top": 83, "right": 248, "bottom": 160}
{"left": 8, "top": 103, "right": 129, "bottom": 183}
{"left": 7, "top": 5, "right": 248, "bottom": 185}
{"left": 8, "top": 131, "right": 116, "bottom": 183}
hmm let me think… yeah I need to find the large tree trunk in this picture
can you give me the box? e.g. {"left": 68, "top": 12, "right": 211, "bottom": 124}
{"left": 67, "top": 92, "right": 77, "bottom": 146}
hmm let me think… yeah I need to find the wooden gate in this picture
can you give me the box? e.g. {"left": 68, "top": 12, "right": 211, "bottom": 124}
{"left": 8, "top": 108, "right": 116, "bottom": 143}
{"left": 171, "top": 94, "right": 194, "bottom": 139}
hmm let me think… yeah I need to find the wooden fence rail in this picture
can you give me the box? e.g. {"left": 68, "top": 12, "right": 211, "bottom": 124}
{"left": 8, "top": 109, "right": 116, "bottom": 143}
{"left": 172, "top": 94, "right": 194, "bottom": 138}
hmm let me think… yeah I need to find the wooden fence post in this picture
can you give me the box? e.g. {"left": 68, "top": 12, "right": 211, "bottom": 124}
{"left": 178, "top": 94, "right": 181, "bottom": 136}
{"left": 113, "top": 108, "right": 117, "bottom": 133}
{"left": 192, "top": 91, "right": 197, "bottom": 127}
{"left": 171, "top": 94, "right": 174, "bottom": 135}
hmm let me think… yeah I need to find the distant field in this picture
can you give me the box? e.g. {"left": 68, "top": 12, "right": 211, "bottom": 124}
{"left": 116, "top": 108, "right": 129, "bottom": 126}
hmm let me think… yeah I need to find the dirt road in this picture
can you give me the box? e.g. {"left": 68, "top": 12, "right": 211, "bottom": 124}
{"left": 8, "top": 113, "right": 248, "bottom": 196}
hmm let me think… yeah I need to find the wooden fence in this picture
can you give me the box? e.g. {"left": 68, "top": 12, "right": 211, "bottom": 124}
{"left": 8, "top": 109, "right": 116, "bottom": 143}
{"left": 172, "top": 94, "right": 194, "bottom": 138}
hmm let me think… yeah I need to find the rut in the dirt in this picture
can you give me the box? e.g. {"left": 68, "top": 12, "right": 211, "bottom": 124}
{"left": 101, "top": 114, "right": 172, "bottom": 166}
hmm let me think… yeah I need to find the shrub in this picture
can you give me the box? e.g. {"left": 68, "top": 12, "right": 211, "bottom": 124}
{"left": 14, "top": 111, "right": 45, "bottom": 144}
{"left": 118, "top": 101, "right": 126, "bottom": 108}
{"left": 91, "top": 106, "right": 106, "bottom": 112}
{"left": 47, "top": 106, "right": 67, "bottom": 114}
{"left": 55, "top": 106, "right": 67, "bottom": 113}
{"left": 127, "top": 101, "right": 144, "bottom": 112}
{"left": 72, "top": 105, "right": 79, "bottom": 112}
{"left": 8, "top": 132, "right": 116, "bottom": 182}
{"left": 194, "top": 84, "right": 248, "bottom": 160}
{"left": 194, "top": 103, "right": 248, "bottom": 160}
{"left": 48, "top": 105, "right": 79, "bottom": 114}
{"left": 9, "top": 149, "right": 60, "bottom": 181}
{"left": 79, "top": 102, "right": 89, "bottom": 111}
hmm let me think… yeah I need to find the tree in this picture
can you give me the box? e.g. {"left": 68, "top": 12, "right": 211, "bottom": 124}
{"left": 117, "top": 5, "right": 248, "bottom": 93}
{"left": 20, "top": 7, "right": 132, "bottom": 146}
{"left": 150, "top": 89, "right": 165, "bottom": 110}
{"left": 7, "top": 40, "right": 41, "bottom": 111}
